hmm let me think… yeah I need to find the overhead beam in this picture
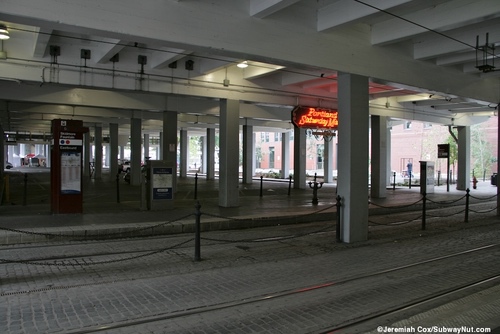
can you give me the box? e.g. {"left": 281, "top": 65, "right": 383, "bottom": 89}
{"left": 414, "top": 22, "right": 500, "bottom": 60}
{"left": 431, "top": 103, "right": 482, "bottom": 110}
{"left": 93, "top": 38, "right": 127, "bottom": 64}
{"left": 242, "top": 62, "right": 284, "bottom": 80}
{"left": 150, "top": 47, "right": 191, "bottom": 69}
{"left": 32, "top": 27, "right": 52, "bottom": 58}
{"left": 372, "top": 0, "right": 500, "bottom": 45}
{"left": 198, "top": 56, "right": 234, "bottom": 74}
{"left": 317, "top": 0, "right": 410, "bottom": 31}
{"left": 249, "top": 0, "right": 301, "bottom": 19}
{"left": 436, "top": 51, "right": 476, "bottom": 66}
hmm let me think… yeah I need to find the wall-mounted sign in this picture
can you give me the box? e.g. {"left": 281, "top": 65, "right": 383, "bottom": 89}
{"left": 291, "top": 106, "right": 338, "bottom": 129}
{"left": 437, "top": 144, "right": 450, "bottom": 158}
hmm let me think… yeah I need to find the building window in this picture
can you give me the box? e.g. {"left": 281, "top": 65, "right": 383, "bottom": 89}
{"left": 424, "top": 122, "right": 432, "bottom": 129}
{"left": 269, "top": 147, "right": 275, "bottom": 169}
{"left": 265, "top": 133, "right": 270, "bottom": 142}
{"left": 274, "top": 133, "right": 280, "bottom": 142}
{"left": 404, "top": 121, "right": 412, "bottom": 130}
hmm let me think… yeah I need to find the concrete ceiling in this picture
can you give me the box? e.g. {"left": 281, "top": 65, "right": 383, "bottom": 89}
{"left": 0, "top": 0, "right": 499, "bottom": 138}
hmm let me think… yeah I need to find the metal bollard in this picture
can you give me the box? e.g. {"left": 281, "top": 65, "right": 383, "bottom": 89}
{"left": 5, "top": 174, "right": 10, "bottom": 203}
{"left": 465, "top": 188, "right": 470, "bottom": 223}
{"left": 288, "top": 175, "right": 292, "bottom": 196}
{"left": 409, "top": 173, "right": 412, "bottom": 189}
{"left": 393, "top": 172, "right": 396, "bottom": 191}
{"left": 194, "top": 201, "right": 201, "bottom": 261}
{"left": 308, "top": 173, "right": 323, "bottom": 205}
{"left": 260, "top": 175, "right": 263, "bottom": 197}
{"left": 194, "top": 173, "right": 198, "bottom": 200}
{"left": 336, "top": 195, "right": 341, "bottom": 243}
{"left": 23, "top": 173, "right": 28, "bottom": 206}
{"left": 116, "top": 173, "right": 120, "bottom": 203}
{"left": 437, "top": 170, "right": 441, "bottom": 186}
{"left": 421, "top": 192, "right": 426, "bottom": 230}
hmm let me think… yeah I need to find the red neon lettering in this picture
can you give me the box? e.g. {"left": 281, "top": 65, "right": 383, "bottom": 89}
{"left": 297, "top": 108, "right": 338, "bottom": 128}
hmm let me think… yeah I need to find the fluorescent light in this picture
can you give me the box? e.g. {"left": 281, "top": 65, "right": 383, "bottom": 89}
{"left": 0, "top": 25, "right": 9, "bottom": 40}
{"left": 237, "top": 61, "right": 248, "bottom": 68}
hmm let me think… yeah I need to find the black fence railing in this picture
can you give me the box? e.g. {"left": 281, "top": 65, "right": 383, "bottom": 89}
{"left": 0, "top": 188, "right": 497, "bottom": 267}
{"left": 368, "top": 188, "right": 497, "bottom": 230}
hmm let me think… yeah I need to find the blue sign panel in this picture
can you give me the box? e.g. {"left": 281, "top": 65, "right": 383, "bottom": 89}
{"left": 152, "top": 167, "right": 173, "bottom": 200}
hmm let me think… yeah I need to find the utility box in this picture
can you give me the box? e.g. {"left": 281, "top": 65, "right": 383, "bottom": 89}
{"left": 147, "top": 160, "right": 175, "bottom": 210}
{"left": 419, "top": 161, "right": 435, "bottom": 194}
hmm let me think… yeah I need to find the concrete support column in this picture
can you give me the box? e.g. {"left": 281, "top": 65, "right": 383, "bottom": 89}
{"left": 371, "top": 115, "right": 388, "bottom": 198}
{"left": 293, "top": 126, "right": 306, "bottom": 189}
{"left": 159, "top": 132, "right": 163, "bottom": 160}
{"left": 242, "top": 124, "right": 254, "bottom": 184}
{"left": 337, "top": 72, "right": 369, "bottom": 243}
{"left": 281, "top": 132, "right": 290, "bottom": 179}
{"left": 14, "top": 144, "right": 20, "bottom": 167}
{"left": 161, "top": 111, "right": 177, "bottom": 192}
{"left": 162, "top": 111, "right": 177, "bottom": 164}
{"left": 179, "top": 129, "right": 188, "bottom": 177}
{"left": 94, "top": 125, "right": 103, "bottom": 179}
{"left": 155, "top": 143, "right": 160, "bottom": 160}
{"left": 20, "top": 144, "right": 25, "bottom": 161}
{"left": 219, "top": 99, "right": 240, "bottom": 207}
{"left": 456, "top": 126, "right": 471, "bottom": 190}
{"left": 8, "top": 144, "right": 15, "bottom": 167}
{"left": 0, "top": 124, "right": 4, "bottom": 183}
{"left": 201, "top": 136, "right": 207, "bottom": 174}
{"left": 206, "top": 128, "right": 216, "bottom": 180}
{"left": 109, "top": 123, "right": 118, "bottom": 180}
{"left": 45, "top": 144, "right": 51, "bottom": 168}
{"left": 143, "top": 133, "right": 150, "bottom": 160}
{"left": 323, "top": 139, "right": 334, "bottom": 183}
{"left": 386, "top": 126, "right": 392, "bottom": 186}
{"left": 130, "top": 118, "right": 142, "bottom": 186}
{"left": 104, "top": 145, "right": 110, "bottom": 167}
{"left": 83, "top": 132, "right": 91, "bottom": 177}
{"left": 497, "top": 105, "right": 500, "bottom": 216}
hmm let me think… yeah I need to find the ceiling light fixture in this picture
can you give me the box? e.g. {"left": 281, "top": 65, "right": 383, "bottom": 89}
{"left": 0, "top": 24, "right": 10, "bottom": 40}
{"left": 237, "top": 61, "right": 248, "bottom": 68}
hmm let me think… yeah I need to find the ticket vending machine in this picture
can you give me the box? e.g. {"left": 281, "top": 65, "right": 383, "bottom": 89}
{"left": 51, "top": 119, "right": 88, "bottom": 214}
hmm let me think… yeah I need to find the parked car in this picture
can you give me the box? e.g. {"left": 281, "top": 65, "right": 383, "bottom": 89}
{"left": 4, "top": 161, "right": 13, "bottom": 169}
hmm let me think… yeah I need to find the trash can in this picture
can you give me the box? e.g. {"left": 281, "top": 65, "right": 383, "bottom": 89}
{"left": 491, "top": 173, "right": 497, "bottom": 186}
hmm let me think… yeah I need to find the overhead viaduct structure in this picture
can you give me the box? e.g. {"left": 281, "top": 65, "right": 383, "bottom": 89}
{"left": 0, "top": 0, "right": 499, "bottom": 242}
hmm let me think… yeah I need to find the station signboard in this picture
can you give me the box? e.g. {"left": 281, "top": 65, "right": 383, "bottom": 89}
{"left": 51, "top": 119, "right": 87, "bottom": 214}
{"left": 291, "top": 106, "right": 338, "bottom": 129}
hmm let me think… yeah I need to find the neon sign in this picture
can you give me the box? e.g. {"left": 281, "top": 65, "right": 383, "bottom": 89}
{"left": 291, "top": 106, "right": 338, "bottom": 129}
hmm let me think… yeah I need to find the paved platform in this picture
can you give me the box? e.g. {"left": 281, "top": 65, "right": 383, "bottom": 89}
{"left": 0, "top": 168, "right": 498, "bottom": 245}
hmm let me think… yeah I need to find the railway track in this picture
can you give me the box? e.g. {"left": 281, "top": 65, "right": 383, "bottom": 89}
{"left": 62, "top": 243, "right": 500, "bottom": 333}
{"left": 0, "top": 205, "right": 498, "bottom": 333}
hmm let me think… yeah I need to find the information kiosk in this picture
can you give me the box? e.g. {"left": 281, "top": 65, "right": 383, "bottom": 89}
{"left": 147, "top": 160, "right": 175, "bottom": 210}
{"left": 50, "top": 119, "right": 88, "bottom": 214}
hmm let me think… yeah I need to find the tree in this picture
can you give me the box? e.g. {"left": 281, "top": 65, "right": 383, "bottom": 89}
{"left": 471, "top": 124, "right": 493, "bottom": 177}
